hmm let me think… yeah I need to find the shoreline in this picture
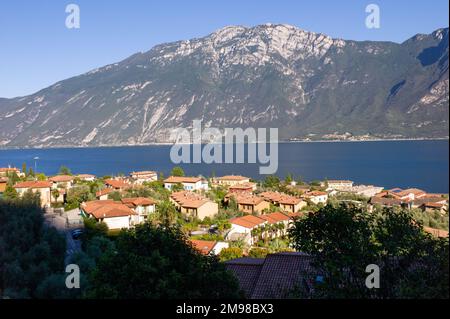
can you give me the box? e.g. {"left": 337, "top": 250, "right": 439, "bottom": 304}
{"left": 0, "top": 137, "right": 448, "bottom": 151}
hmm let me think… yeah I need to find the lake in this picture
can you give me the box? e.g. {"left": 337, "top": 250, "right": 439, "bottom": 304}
{"left": 0, "top": 140, "right": 448, "bottom": 193}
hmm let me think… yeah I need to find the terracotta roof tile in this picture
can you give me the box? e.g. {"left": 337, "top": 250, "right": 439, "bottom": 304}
{"left": 14, "top": 181, "right": 52, "bottom": 189}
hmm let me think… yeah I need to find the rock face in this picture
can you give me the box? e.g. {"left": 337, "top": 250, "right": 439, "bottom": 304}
{"left": 0, "top": 24, "right": 448, "bottom": 147}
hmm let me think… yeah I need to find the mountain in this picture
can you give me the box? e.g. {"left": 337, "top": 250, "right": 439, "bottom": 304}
{"left": 0, "top": 24, "right": 448, "bottom": 147}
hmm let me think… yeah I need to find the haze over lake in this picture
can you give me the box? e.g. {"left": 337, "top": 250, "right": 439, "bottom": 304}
{"left": 0, "top": 140, "right": 448, "bottom": 193}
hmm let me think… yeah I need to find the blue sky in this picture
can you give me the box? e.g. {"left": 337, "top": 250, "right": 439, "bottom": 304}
{"left": 0, "top": 0, "right": 448, "bottom": 98}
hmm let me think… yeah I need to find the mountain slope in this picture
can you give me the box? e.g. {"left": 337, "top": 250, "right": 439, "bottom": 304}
{"left": 0, "top": 24, "right": 448, "bottom": 147}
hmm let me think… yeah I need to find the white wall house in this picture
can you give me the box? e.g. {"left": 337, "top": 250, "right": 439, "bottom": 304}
{"left": 164, "top": 176, "right": 204, "bottom": 191}
{"left": 227, "top": 215, "right": 267, "bottom": 246}
{"left": 80, "top": 200, "right": 137, "bottom": 230}
{"left": 121, "top": 197, "right": 156, "bottom": 223}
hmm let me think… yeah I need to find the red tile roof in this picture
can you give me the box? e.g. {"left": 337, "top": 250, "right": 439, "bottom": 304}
{"left": 14, "top": 181, "right": 52, "bottom": 189}
{"left": 164, "top": 176, "right": 201, "bottom": 183}
{"left": 227, "top": 193, "right": 265, "bottom": 206}
{"left": 230, "top": 215, "right": 266, "bottom": 229}
{"left": 190, "top": 240, "right": 217, "bottom": 255}
{"left": 81, "top": 200, "right": 136, "bottom": 219}
{"left": 170, "top": 191, "right": 210, "bottom": 208}
{"left": 421, "top": 202, "right": 445, "bottom": 209}
{"left": 424, "top": 227, "right": 449, "bottom": 238}
{"left": 105, "top": 179, "right": 131, "bottom": 189}
{"left": 121, "top": 197, "right": 156, "bottom": 207}
{"left": 259, "top": 212, "right": 291, "bottom": 224}
{"left": 96, "top": 188, "right": 114, "bottom": 197}
{"left": 49, "top": 175, "right": 74, "bottom": 182}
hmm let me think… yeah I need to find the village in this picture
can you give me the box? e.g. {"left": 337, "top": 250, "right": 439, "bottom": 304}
{"left": 1, "top": 164, "right": 448, "bottom": 260}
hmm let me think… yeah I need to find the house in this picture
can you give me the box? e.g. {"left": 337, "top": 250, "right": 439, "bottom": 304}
{"left": 215, "top": 175, "right": 251, "bottom": 187}
{"left": 80, "top": 200, "right": 137, "bottom": 230}
{"left": 383, "top": 188, "right": 427, "bottom": 201}
{"left": 226, "top": 193, "right": 270, "bottom": 214}
{"left": 303, "top": 191, "right": 328, "bottom": 204}
{"left": 370, "top": 188, "right": 438, "bottom": 209}
{"left": 104, "top": 178, "right": 131, "bottom": 191}
{"left": 170, "top": 191, "right": 218, "bottom": 219}
{"left": 370, "top": 196, "right": 405, "bottom": 208}
{"left": 0, "top": 167, "right": 25, "bottom": 178}
{"left": 76, "top": 174, "right": 96, "bottom": 182}
{"left": 344, "top": 185, "right": 384, "bottom": 198}
{"left": 227, "top": 212, "right": 294, "bottom": 245}
{"left": 259, "top": 191, "right": 306, "bottom": 213}
{"left": 190, "top": 240, "right": 229, "bottom": 255}
{"left": 258, "top": 212, "right": 294, "bottom": 237}
{"left": 227, "top": 215, "right": 268, "bottom": 245}
{"left": 0, "top": 177, "right": 7, "bottom": 193}
{"left": 326, "top": 180, "right": 354, "bottom": 191}
{"left": 121, "top": 197, "right": 156, "bottom": 223}
{"left": 419, "top": 202, "right": 448, "bottom": 215}
{"left": 130, "top": 171, "right": 158, "bottom": 184}
{"left": 228, "top": 182, "right": 257, "bottom": 194}
{"left": 164, "top": 176, "right": 206, "bottom": 191}
{"left": 13, "top": 181, "right": 53, "bottom": 207}
{"left": 49, "top": 175, "right": 74, "bottom": 189}
{"left": 225, "top": 252, "right": 317, "bottom": 299}
{"left": 95, "top": 188, "right": 114, "bottom": 200}
{"left": 423, "top": 226, "right": 449, "bottom": 238}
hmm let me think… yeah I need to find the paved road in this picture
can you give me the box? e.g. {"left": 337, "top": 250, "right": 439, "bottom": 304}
{"left": 44, "top": 210, "right": 82, "bottom": 265}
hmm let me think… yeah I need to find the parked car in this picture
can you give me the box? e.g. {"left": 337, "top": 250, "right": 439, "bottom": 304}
{"left": 71, "top": 229, "right": 83, "bottom": 240}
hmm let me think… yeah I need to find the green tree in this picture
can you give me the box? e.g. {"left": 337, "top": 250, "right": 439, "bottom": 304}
{"left": 248, "top": 247, "right": 269, "bottom": 258}
{"left": 263, "top": 175, "right": 280, "bottom": 189}
{"left": 288, "top": 204, "right": 449, "bottom": 299}
{"left": 58, "top": 165, "right": 72, "bottom": 175}
{"left": 22, "top": 163, "right": 27, "bottom": 176}
{"left": 35, "top": 173, "right": 47, "bottom": 181}
{"left": 218, "top": 247, "right": 243, "bottom": 262}
{"left": 171, "top": 183, "right": 185, "bottom": 192}
{"left": 171, "top": 166, "right": 185, "bottom": 177}
{"left": 6, "top": 171, "right": 20, "bottom": 185}
{"left": 155, "top": 200, "right": 179, "bottom": 226}
{"left": 51, "top": 189, "right": 60, "bottom": 204}
{"left": 85, "top": 223, "right": 241, "bottom": 298}
{"left": 2, "top": 185, "right": 18, "bottom": 200}
{"left": 82, "top": 217, "right": 109, "bottom": 249}
{"left": 285, "top": 173, "right": 293, "bottom": 184}
{"left": 0, "top": 199, "right": 66, "bottom": 298}
{"left": 66, "top": 184, "right": 93, "bottom": 210}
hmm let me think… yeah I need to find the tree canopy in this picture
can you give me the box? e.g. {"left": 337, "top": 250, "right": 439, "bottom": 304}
{"left": 288, "top": 204, "right": 449, "bottom": 298}
{"left": 0, "top": 198, "right": 66, "bottom": 298}
{"left": 85, "top": 223, "right": 241, "bottom": 299}
{"left": 170, "top": 166, "right": 185, "bottom": 177}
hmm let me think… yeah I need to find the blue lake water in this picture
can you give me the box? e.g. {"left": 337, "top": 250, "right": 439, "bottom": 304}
{"left": 0, "top": 140, "right": 448, "bottom": 193}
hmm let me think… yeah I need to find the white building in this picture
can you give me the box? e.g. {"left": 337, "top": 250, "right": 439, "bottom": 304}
{"left": 130, "top": 171, "right": 158, "bottom": 184}
{"left": 80, "top": 200, "right": 138, "bottom": 230}
{"left": 191, "top": 240, "right": 229, "bottom": 255}
{"left": 326, "top": 180, "right": 354, "bottom": 191}
{"left": 76, "top": 174, "right": 96, "bottom": 182}
{"left": 121, "top": 197, "right": 156, "bottom": 223}
{"left": 227, "top": 215, "right": 268, "bottom": 246}
{"left": 164, "top": 176, "right": 206, "bottom": 191}
{"left": 303, "top": 191, "right": 328, "bottom": 204}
